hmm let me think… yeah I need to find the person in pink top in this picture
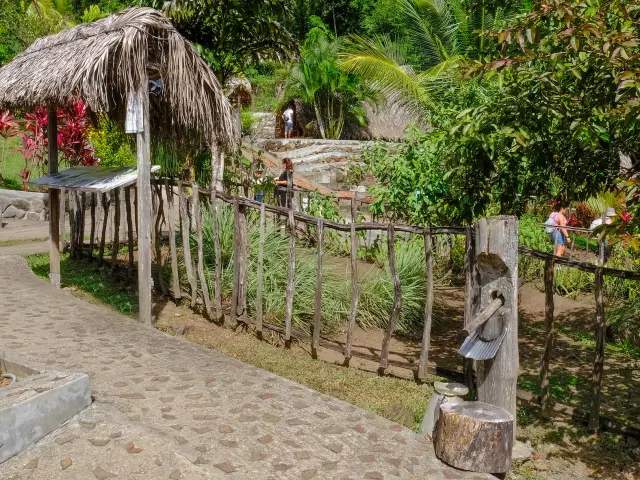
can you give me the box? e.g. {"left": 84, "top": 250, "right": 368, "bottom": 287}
{"left": 548, "top": 201, "right": 572, "bottom": 257}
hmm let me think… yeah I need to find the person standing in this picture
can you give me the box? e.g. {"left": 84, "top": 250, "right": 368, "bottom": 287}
{"left": 283, "top": 105, "right": 294, "bottom": 139}
{"left": 275, "top": 158, "right": 294, "bottom": 208}
{"left": 547, "top": 201, "right": 572, "bottom": 257}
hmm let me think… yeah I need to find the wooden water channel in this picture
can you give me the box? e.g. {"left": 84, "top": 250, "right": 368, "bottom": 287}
{"left": 60, "top": 179, "right": 640, "bottom": 435}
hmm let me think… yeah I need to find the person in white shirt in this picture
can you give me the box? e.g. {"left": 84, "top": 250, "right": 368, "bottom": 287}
{"left": 282, "top": 106, "right": 294, "bottom": 138}
{"left": 590, "top": 207, "right": 616, "bottom": 230}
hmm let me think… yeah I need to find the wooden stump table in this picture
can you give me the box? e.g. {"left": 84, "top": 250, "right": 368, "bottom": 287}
{"left": 434, "top": 401, "right": 513, "bottom": 474}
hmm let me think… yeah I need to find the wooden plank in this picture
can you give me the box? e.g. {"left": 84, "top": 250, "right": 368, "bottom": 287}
{"left": 110, "top": 188, "right": 121, "bottom": 273}
{"left": 379, "top": 224, "right": 402, "bottom": 374}
{"left": 589, "top": 266, "right": 606, "bottom": 431}
{"left": 312, "top": 217, "right": 323, "bottom": 359}
{"left": 46, "top": 107, "right": 61, "bottom": 286}
{"left": 179, "top": 181, "right": 197, "bottom": 308}
{"left": 125, "top": 186, "right": 135, "bottom": 281}
{"left": 256, "top": 202, "right": 266, "bottom": 339}
{"left": 193, "top": 183, "right": 212, "bottom": 317}
{"left": 231, "top": 198, "right": 240, "bottom": 326}
{"left": 98, "top": 192, "right": 110, "bottom": 265}
{"left": 284, "top": 207, "right": 296, "bottom": 348}
{"left": 88, "top": 193, "right": 96, "bottom": 261}
{"left": 344, "top": 197, "right": 360, "bottom": 365}
{"left": 475, "top": 216, "right": 519, "bottom": 441}
{"left": 136, "top": 74, "right": 153, "bottom": 325}
{"left": 418, "top": 227, "right": 434, "bottom": 381}
{"left": 540, "top": 257, "right": 555, "bottom": 419}
{"left": 165, "top": 180, "right": 181, "bottom": 301}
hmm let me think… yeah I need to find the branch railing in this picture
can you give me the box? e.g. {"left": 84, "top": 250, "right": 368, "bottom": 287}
{"left": 61, "top": 179, "right": 640, "bottom": 435}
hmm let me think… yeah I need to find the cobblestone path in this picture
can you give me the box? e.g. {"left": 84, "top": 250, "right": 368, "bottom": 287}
{"left": 0, "top": 256, "right": 488, "bottom": 480}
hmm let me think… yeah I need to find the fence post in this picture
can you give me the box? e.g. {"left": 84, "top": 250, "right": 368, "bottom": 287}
{"left": 540, "top": 257, "right": 555, "bottom": 418}
{"left": 474, "top": 216, "right": 519, "bottom": 440}
{"left": 284, "top": 207, "right": 296, "bottom": 348}
{"left": 236, "top": 203, "right": 248, "bottom": 320}
{"left": 463, "top": 227, "right": 478, "bottom": 393}
{"left": 193, "top": 183, "right": 212, "bottom": 317}
{"left": 344, "top": 196, "right": 360, "bottom": 365}
{"left": 178, "top": 182, "right": 197, "bottom": 307}
{"left": 256, "top": 202, "right": 266, "bottom": 339}
{"left": 379, "top": 224, "right": 402, "bottom": 374}
{"left": 418, "top": 227, "right": 434, "bottom": 381}
{"left": 125, "top": 186, "right": 136, "bottom": 283}
{"left": 312, "top": 217, "right": 323, "bottom": 358}
{"left": 589, "top": 266, "right": 606, "bottom": 431}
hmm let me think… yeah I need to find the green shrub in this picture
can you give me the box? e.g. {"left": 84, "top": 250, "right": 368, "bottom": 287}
{"left": 240, "top": 109, "right": 256, "bottom": 136}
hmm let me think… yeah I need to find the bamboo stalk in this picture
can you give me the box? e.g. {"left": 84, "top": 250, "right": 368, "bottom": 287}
{"left": 256, "top": 202, "right": 266, "bottom": 339}
{"left": 540, "top": 257, "right": 555, "bottom": 419}
{"left": 312, "top": 217, "right": 323, "bottom": 359}
{"left": 379, "top": 224, "right": 402, "bottom": 374}
{"left": 344, "top": 197, "right": 360, "bottom": 365}
{"left": 194, "top": 183, "right": 212, "bottom": 317}
{"left": 284, "top": 207, "right": 296, "bottom": 348}
{"left": 165, "top": 180, "right": 181, "bottom": 301}
{"left": 589, "top": 266, "right": 606, "bottom": 431}
{"left": 418, "top": 227, "right": 434, "bottom": 381}
{"left": 179, "top": 181, "right": 197, "bottom": 307}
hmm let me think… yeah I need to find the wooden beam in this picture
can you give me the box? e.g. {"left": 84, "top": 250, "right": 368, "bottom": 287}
{"left": 418, "top": 227, "right": 434, "bottom": 381}
{"left": 540, "top": 257, "right": 555, "bottom": 419}
{"left": 47, "top": 106, "right": 60, "bottom": 287}
{"left": 136, "top": 72, "right": 153, "bottom": 325}
{"left": 312, "top": 217, "right": 323, "bottom": 359}
{"left": 344, "top": 197, "right": 360, "bottom": 365}
{"left": 379, "top": 224, "right": 402, "bottom": 374}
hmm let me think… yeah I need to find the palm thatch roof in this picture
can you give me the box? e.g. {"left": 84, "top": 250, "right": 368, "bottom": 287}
{"left": 0, "top": 7, "right": 238, "bottom": 150}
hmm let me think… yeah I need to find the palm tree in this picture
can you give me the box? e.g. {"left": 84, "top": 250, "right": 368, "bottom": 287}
{"left": 339, "top": 0, "right": 531, "bottom": 115}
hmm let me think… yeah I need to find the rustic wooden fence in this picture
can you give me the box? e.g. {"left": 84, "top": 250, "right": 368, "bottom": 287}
{"left": 60, "top": 179, "right": 640, "bottom": 435}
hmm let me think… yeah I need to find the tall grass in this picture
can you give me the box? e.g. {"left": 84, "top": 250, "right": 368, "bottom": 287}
{"left": 190, "top": 204, "right": 452, "bottom": 337}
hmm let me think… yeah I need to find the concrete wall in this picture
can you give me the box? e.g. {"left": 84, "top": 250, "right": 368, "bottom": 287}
{"left": 0, "top": 189, "right": 48, "bottom": 221}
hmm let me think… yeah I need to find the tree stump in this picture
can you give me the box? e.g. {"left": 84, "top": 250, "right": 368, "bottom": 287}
{"left": 434, "top": 401, "right": 513, "bottom": 473}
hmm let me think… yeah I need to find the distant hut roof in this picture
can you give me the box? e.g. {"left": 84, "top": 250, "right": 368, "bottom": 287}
{"left": 0, "top": 7, "right": 238, "bottom": 150}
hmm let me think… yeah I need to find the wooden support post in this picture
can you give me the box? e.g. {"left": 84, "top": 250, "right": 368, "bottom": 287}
{"left": 125, "top": 186, "right": 135, "bottom": 281}
{"left": 179, "top": 181, "right": 197, "bottom": 308}
{"left": 211, "top": 183, "right": 223, "bottom": 322}
{"left": 589, "top": 266, "right": 606, "bottom": 431}
{"left": 284, "top": 207, "right": 296, "bottom": 348}
{"left": 98, "top": 192, "right": 110, "bottom": 265}
{"left": 475, "top": 216, "right": 519, "bottom": 441}
{"left": 136, "top": 72, "right": 153, "bottom": 325}
{"left": 193, "top": 184, "right": 212, "bottom": 317}
{"left": 77, "top": 192, "right": 86, "bottom": 259}
{"left": 111, "top": 188, "right": 121, "bottom": 274}
{"left": 231, "top": 199, "right": 240, "bottom": 327}
{"left": 463, "top": 227, "right": 477, "bottom": 393}
{"left": 153, "top": 183, "right": 168, "bottom": 296}
{"left": 540, "top": 257, "right": 555, "bottom": 419}
{"left": 312, "top": 217, "right": 323, "bottom": 359}
{"left": 344, "top": 197, "right": 360, "bottom": 365}
{"left": 418, "top": 227, "right": 434, "bottom": 381}
{"left": 69, "top": 193, "right": 77, "bottom": 258}
{"left": 256, "top": 202, "right": 266, "bottom": 339}
{"left": 379, "top": 224, "right": 402, "bottom": 374}
{"left": 47, "top": 106, "right": 61, "bottom": 286}
{"left": 88, "top": 193, "right": 96, "bottom": 261}
{"left": 165, "top": 180, "right": 181, "bottom": 301}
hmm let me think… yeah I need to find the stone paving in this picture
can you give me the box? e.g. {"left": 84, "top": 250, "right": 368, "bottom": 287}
{"left": 0, "top": 255, "right": 489, "bottom": 480}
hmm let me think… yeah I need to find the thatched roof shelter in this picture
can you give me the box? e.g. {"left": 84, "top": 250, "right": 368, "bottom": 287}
{"left": 0, "top": 7, "right": 238, "bottom": 150}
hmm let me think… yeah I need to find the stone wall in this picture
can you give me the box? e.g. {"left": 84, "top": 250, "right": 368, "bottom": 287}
{"left": 0, "top": 189, "right": 48, "bottom": 221}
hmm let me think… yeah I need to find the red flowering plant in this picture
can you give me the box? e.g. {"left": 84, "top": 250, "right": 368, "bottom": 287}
{"left": 0, "top": 110, "right": 19, "bottom": 181}
{"left": 15, "top": 101, "right": 97, "bottom": 189}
